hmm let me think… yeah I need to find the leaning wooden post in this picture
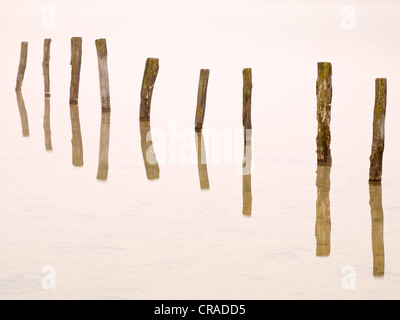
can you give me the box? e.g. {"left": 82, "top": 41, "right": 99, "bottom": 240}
{"left": 316, "top": 62, "right": 332, "bottom": 165}
{"left": 42, "top": 39, "right": 51, "bottom": 97}
{"left": 15, "top": 42, "right": 28, "bottom": 92}
{"left": 69, "top": 37, "right": 82, "bottom": 104}
{"left": 95, "top": 39, "right": 111, "bottom": 111}
{"left": 242, "top": 68, "right": 252, "bottom": 132}
{"left": 139, "top": 58, "right": 159, "bottom": 121}
{"left": 369, "top": 78, "right": 387, "bottom": 184}
{"left": 195, "top": 69, "right": 210, "bottom": 131}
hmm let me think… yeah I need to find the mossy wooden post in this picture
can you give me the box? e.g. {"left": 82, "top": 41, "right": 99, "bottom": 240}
{"left": 15, "top": 42, "right": 28, "bottom": 92}
{"left": 95, "top": 39, "right": 111, "bottom": 111}
{"left": 369, "top": 184, "right": 385, "bottom": 277}
{"left": 43, "top": 97, "right": 52, "bottom": 151}
{"left": 316, "top": 62, "right": 332, "bottom": 165}
{"left": 369, "top": 78, "right": 387, "bottom": 184}
{"left": 195, "top": 69, "right": 210, "bottom": 131}
{"left": 139, "top": 58, "right": 159, "bottom": 121}
{"left": 140, "top": 121, "right": 160, "bottom": 180}
{"left": 242, "top": 68, "right": 252, "bottom": 134}
{"left": 242, "top": 129, "right": 252, "bottom": 216}
{"left": 69, "top": 37, "right": 82, "bottom": 104}
{"left": 16, "top": 92, "right": 29, "bottom": 137}
{"left": 97, "top": 111, "right": 111, "bottom": 181}
{"left": 42, "top": 39, "right": 51, "bottom": 97}
{"left": 195, "top": 131, "right": 210, "bottom": 190}
{"left": 315, "top": 165, "right": 331, "bottom": 257}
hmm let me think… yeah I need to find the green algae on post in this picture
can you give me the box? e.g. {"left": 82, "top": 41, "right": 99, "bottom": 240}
{"left": 69, "top": 37, "right": 82, "bottom": 104}
{"left": 369, "top": 78, "right": 387, "bottom": 184}
{"left": 95, "top": 39, "right": 111, "bottom": 111}
{"left": 139, "top": 58, "right": 159, "bottom": 121}
{"left": 316, "top": 62, "right": 332, "bottom": 165}
{"left": 15, "top": 42, "right": 28, "bottom": 92}
{"left": 195, "top": 69, "right": 210, "bottom": 131}
{"left": 42, "top": 39, "right": 51, "bottom": 97}
{"left": 242, "top": 68, "right": 252, "bottom": 131}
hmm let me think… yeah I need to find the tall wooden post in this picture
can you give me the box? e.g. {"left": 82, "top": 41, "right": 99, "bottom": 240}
{"left": 139, "top": 58, "right": 159, "bottom": 121}
{"left": 15, "top": 42, "right": 28, "bottom": 92}
{"left": 195, "top": 69, "right": 210, "bottom": 131}
{"left": 369, "top": 78, "right": 387, "bottom": 184}
{"left": 316, "top": 62, "right": 332, "bottom": 165}
{"left": 95, "top": 39, "right": 111, "bottom": 111}
{"left": 42, "top": 39, "right": 51, "bottom": 97}
{"left": 242, "top": 68, "right": 252, "bottom": 133}
{"left": 69, "top": 37, "right": 82, "bottom": 104}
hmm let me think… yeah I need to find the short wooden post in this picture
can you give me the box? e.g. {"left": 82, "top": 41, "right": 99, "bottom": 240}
{"left": 195, "top": 69, "right": 210, "bottom": 131}
{"left": 69, "top": 37, "right": 82, "bottom": 104}
{"left": 97, "top": 111, "right": 111, "bottom": 181}
{"left": 316, "top": 62, "right": 332, "bottom": 165}
{"left": 15, "top": 42, "right": 28, "bottom": 92}
{"left": 42, "top": 39, "right": 51, "bottom": 97}
{"left": 369, "top": 184, "right": 385, "bottom": 277}
{"left": 195, "top": 131, "right": 210, "bottom": 190}
{"left": 16, "top": 92, "right": 29, "bottom": 137}
{"left": 315, "top": 164, "right": 331, "bottom": 257}
{"left": 70, "top": 103, "right": 84, "bottom": 167}
{"left": 140, "top": 121, "right": 160, "bottom": 180}
{"left": 242, "top": 68, "right": 252, "bottom": 131}
{"left": 95, "top": 39, "right": 111, "bottom": 111}
{"left": 242, "top": 129, "right": 252, "bottom": 216}
{"left": 369, "top": 78, "right": 387, "bottom": 184}
{"left": 139, "top": 58, "right": 159, "bottom": 121}
{"left": 43, "top": 97, "right": 52, "bottom": 151}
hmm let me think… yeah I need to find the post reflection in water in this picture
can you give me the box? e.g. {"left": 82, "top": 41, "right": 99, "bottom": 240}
{"left": 195, "top": 131, "right": 210, "bottom": 190}
{"left": 97, "top": 111, "right": 111, "bottom": 181}
{"left": 43, "top": 98, "right": 52, "bottom": 151}
{"left": 369, "top": 183, "right": 385, "bottom": 278}
{"left": 69, "top": 103, "right": 84, "bottom": 167}
{"left": 15, "top": 91, "right": 29, "bottom": 137}
{"left": 315, "top": 164, "right": 331, "bottom": 257}
{"left": 139, "top": 121, "right": 160, "bottom": 180}
{"left": 242, "top": 129, "right": 252, "bottom": 216}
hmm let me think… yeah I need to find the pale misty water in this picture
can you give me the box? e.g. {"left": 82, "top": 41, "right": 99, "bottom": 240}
{"left": 1, "top": 0, "right": 400, "bottom": 299}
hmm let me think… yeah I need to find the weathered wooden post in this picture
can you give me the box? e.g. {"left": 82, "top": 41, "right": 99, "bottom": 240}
{"left": 369, "top": 184, "right": 385, "bottom": 277}
{"left": 242, "top": 129, "right": 252, "bottom": 216}
{"left": 195, "top": 69, "right": 210, "bottom": 131}
{"left": 195, "top": 131, "right": 210, "bottom": 190}
{"left": 139, "top": 58, "right": 159, "bottom": 121}
{"left": 43, "top": 98, "right": 52, "bottom": 151}
{"left": 369, "top": 78, "right": 387, "bottom": 184}
{"left": 95, "top": 39, "right": 111, "bottom": 111}
{"left": 97, "top": 111, "right": 111, "bottom": 181}
{"left": 316, "top": 62, "right": 332, "bottom": 165}
{"left": 140, "top": 121, "right": 160, "bottom": 180}
{"left": 315, "top": 165, "right": 331, "bottom": 257}
{"left": 42, "top": 39, "right": 51, "bottom": 97}
{"left": 69, "top": 37, "right": 82, "bottom": 104}
{"left": 15, "top": 42, "right": 28, "bottom": 92}
{"left": 242, "top": 68, "right": 252, "bottom": 140}
{"left": 16, "top": 92, "right": 29, "bottom": 137}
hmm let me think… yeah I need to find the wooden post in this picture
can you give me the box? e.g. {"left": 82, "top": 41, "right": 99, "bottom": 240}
{"left": 242, "top": 129, "right": 252, "bottom": 216}
{"left": 139, "top": 58, "right": 159, "bottom": 121}
{"left": 97, "top": 111, "right": 111, "bottom": 181}
{"left": 315, "top": 164, "right": 331, "bottom": 257}
{"left": 95, "top": 39, "right": 111, "bottom": 111}
{"left": 16, "top": 92, "right": 29, "bottom": 137}
{"left": 69, "top": 37, "right": 82, "bottom": 104}
{"left": 316, "top": 62, "right": 332, "bottom": 165}
{"left": 15, "top": 42, "right": 28, "bottom": 92}
{"left": 369, "top": 78, "right": 387, "bottom": 184}
{"left": 242, "top": 68, "right": 252, "bottom": 132}
{"left": 369, "top": 184, "right": 385, "bottom": 277}
{"left": 195, "top": 131, "right": 210, "bottom": 190}
{"left": 43, "top": 98, "right": 52, "bottom": 151}
{"left": 70, "top": 103, "right": 84, "bottom": 167}
{"left": 140, "top": 121, "right": 160, "bottom": 180}
{"left": 42, "top": 39, "right": 51, "bottom": 97}
{"left": 195, "top": 69, "right": 210, "bottom": 131}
